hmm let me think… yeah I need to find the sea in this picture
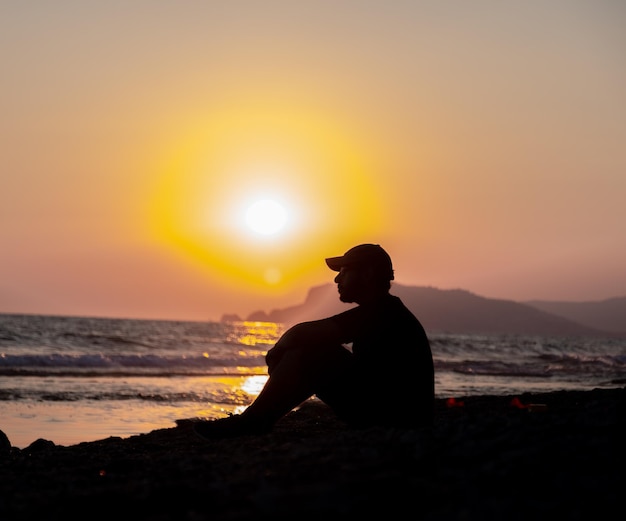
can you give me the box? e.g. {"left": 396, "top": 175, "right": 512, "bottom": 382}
{"left": 1, "top": 313, "right": 625, "bottom": 448}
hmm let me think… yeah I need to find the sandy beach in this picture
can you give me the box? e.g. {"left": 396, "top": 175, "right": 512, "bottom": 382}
{"left": 1, "top": 387, "right": 624, "bottom": 520}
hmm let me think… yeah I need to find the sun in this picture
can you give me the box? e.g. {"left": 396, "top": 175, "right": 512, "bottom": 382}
{"left": 244, "top": 199, "right": 288, "bottom": 235}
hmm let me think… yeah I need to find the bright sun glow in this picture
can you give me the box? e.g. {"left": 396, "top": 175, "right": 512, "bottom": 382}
{"left": 245, "top": 199, "right": 288, "bottom": 235}
{"left": 148, "top": 97, "right": 391, "bottom": 291}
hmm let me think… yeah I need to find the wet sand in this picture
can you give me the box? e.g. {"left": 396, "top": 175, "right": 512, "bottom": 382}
{"left": 1, "top": 387, "right": 624, "bottom": 520}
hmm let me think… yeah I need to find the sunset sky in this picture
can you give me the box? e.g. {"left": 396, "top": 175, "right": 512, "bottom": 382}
{"left": 2, "top": 1, "right": 625, "bottom": 321}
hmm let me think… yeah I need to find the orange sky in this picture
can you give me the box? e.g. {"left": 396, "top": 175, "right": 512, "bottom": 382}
{"left": 2, "top": 2, "right": 625, "bottom": 321}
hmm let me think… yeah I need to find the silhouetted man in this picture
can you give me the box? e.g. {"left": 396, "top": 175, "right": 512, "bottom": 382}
{"left": 194, "top": 243, "right": 434, "bottom": 439}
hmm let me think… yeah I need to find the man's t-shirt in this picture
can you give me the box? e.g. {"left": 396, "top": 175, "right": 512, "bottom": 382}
{"left": 327, "top": 294, "right": 434, "bottom": 427}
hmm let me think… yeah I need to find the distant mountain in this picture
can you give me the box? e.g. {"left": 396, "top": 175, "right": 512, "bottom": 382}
{"left": 525, "top": 297, "right": 626, "bottom": 335}
{"left": 231, "top": 284, "right": 621, "bottom": 337}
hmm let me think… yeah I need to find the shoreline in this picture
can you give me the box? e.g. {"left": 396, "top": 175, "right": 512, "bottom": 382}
{"left": 2, "top": 387, "right": 625, "bottom": 519}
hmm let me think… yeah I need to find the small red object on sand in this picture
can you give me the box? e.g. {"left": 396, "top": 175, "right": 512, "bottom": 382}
{"left": 446, "top": 397, "right": 465, "bottom": 407}
{"left": 510, "top": 397, "right": 548, "bottom": 412}
{"left": 510, "top": 397, "right": 529, "bottom": 409}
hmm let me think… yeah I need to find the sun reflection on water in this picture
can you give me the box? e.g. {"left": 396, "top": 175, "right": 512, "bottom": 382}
{"left": 235, "top": 321, "right": 284, "bottom": 347}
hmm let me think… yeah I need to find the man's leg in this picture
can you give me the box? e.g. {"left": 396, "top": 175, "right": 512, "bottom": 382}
{"left": 194, "top": 343, "right": 351, "bottom": 439}
{"left": 242, "top": 343, "right": 352, "bottom": 424}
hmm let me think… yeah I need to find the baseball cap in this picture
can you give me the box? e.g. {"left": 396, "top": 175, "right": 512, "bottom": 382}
{"left": 325, "top": 244, "right": 394, "bottom": 280}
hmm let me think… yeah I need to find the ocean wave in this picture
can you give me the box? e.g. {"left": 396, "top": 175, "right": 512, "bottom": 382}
{"left": 0, "top": 352, "right": 267, "bottom": 376}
